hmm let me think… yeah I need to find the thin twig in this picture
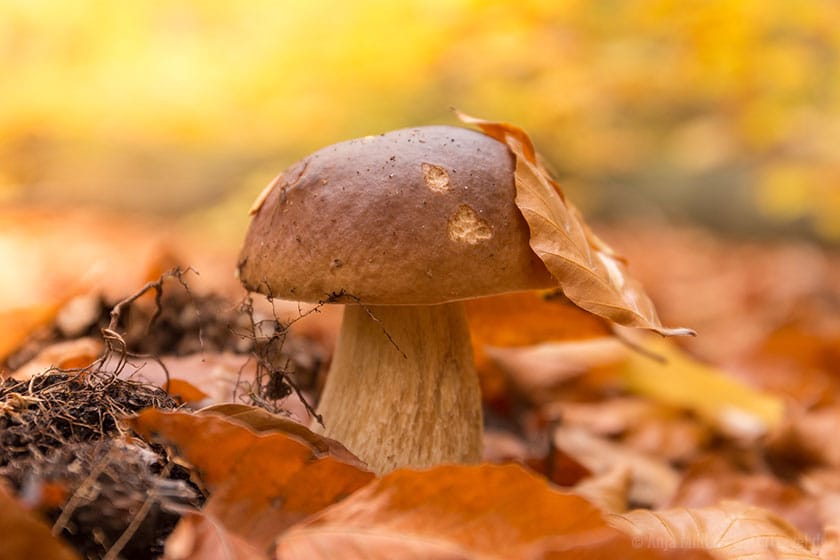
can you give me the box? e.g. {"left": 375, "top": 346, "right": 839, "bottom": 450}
{"left": 102, "top": 461, "right": 173, "bottom": 560}
{"left": 52, "top": 447, "right": 116, "bottom": 537}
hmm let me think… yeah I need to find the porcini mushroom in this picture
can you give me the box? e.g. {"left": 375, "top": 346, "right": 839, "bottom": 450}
{"left": 238, "top": 126, "right": 555, "bottom": 473}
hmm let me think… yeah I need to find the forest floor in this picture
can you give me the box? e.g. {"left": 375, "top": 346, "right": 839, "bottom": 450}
{"left": 1, "top": 206, "right": 838, "bottom": 559}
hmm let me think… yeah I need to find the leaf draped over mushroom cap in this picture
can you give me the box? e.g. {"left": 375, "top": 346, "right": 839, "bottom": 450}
{"left": 457, "top": 112, "right": 693, "bottom": 337}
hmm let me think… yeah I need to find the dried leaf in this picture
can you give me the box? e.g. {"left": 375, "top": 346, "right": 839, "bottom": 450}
{"left": 619, "top": 338, "right": 785, "bottom": 438}
{"left": 574, "top": 466, "right": 632, "bottom": 514}
{"left": 607, "top": 501, "right": 819, "bottom": 559}
{"left": 465, "top": 291, "right": 614, "bottom": 403}
{"left": 276, "top": 463, "right": 713, "bottom": 559}
{"left": 0, "top": 484, "right": 80, "bottom": 560}
{"left": 10, "top": 337, "right": 102, "bottom": 381}
{"left": 770, "top": 407, "right": 840, "bottom": 469}
{"left": 486, "top": 338, "right": 627, "bottom": 404}
{"left": 164, "top": 378, "right": 210, "bottom": 406}
{"left": 549, "top": 398, "right": 710, "bottom": 464}
{"left": 0, "top": 304, "right": 66, "bottom": 364}
{"left": 165, "top": 511, "right": 268, "bottom": 560}
{"left": 457, "top": 112, "right": 693, "bottom": 337}
{"left": 130, "top": 409, "right": 374, "bottom": 551}
{"left": 197, "top": 403, "right": 363, "bottom": 467}
{"left": 465, "top": 291, "right": 612, "bottom": 349}
{"left": 819, "top": 524, "right": 840, "bottom": 560}
{"left": 673, "top": 456, "right": 821, "bottom": 541}
{"left": 553, "top": 425, "right": 680, "bottom": 508}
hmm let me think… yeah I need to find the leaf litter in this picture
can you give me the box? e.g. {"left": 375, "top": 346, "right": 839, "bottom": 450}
{"left": 0, "top": 264, "right": 327, "bottom": 558}
{"left": 2, "top": 126, "right": 840, "bottom": 559}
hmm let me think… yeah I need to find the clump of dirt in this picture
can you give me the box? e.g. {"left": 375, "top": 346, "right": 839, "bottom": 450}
{"left": 0, "top": 370, "right": 176, "bottom": 470}
{"left": 17, "top": 440, "right": 199, "bottom": 560}
{"left": 0, "top": 369, "right": 201, "bottom": 558}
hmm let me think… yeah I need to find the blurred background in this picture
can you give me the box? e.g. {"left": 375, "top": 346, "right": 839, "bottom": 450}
{"left": 1, "top": 0, "right": 839, "bottom": 246}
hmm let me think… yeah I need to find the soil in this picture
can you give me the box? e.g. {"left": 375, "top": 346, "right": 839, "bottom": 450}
{"left": 0, "top": 270, "right": 323, "bottom": 558}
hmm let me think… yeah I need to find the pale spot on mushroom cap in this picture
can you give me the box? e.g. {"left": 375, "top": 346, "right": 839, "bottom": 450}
{"left": 448, "top": 205, "right": 493, "bottom": 245}
{"left": 422, "top": 162, "right": 450, "bottom": 193}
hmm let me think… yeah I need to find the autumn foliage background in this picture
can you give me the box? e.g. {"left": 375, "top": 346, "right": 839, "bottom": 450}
{"left": 2, "top": 1, "right": 840, "bottom": 559}
{"left": 2, "top": 0, "right": 839, "bottom": 243}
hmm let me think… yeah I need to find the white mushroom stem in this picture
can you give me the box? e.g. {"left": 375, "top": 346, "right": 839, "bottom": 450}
{"left": 313, "top": 302, "right": 482, "bottom": 474}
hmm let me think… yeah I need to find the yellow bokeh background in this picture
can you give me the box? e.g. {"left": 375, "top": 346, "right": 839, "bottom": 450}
{"left": 2, "top": 0, "right": 839, "bottom": 242}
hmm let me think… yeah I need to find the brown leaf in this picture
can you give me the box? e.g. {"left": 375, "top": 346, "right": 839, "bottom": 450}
{"left": 672, "top": 456, "right": 822, "bottom": 542}
{"left": 608, "top": 501, "right": 819, "bottom": 559}
{"left": 130, "top": 409, "right": 374, "bottom": 552}
{"left": 487, "top": 338, "right": 627, "bottom": 404}
{"left": 819, "top": 524, "right": 840, "bottom": 560}
{"left": 276, "top": 463, "right": 713, "bottom": 559}
{"left": 0, "top": 484, "right": 80, "bottom": 560}
{"left": 9, "top": 337, "right": 102, "bottom": 381}
{"left": 465, "top": 291, "right": 614, "bottom": 404}
{"left": 457, "top": 112, "right": 692, "bottom": 337}
{"left": 553, "top": 425, "right": 680, "bottom": 508}
{"left": 549, "top": 397, "right": 710, "bottom": 464}
{"left": 164, "top": 512, "right": 268, "bottom": 560}
{"left": 574, "top": 466, "right": 632, "bottom": 514}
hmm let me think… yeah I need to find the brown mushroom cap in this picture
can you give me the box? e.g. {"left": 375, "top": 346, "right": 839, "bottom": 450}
{"left": 238, "top": 125, "right": 555, "bottom": 305}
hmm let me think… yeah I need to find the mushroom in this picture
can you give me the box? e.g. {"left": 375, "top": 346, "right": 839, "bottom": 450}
{"left": 238, "top": 126, "right": 555, "bottom": 474}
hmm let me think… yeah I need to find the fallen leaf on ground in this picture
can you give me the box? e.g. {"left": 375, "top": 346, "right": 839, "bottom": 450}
{"left": 549, "top": 397, "right": 710, "bottom": 464}
{"left": 276, "top": 463, "right": 713, "bottom": 559}
{"left": 485, "top": 338, "right": 627, "bottom": 404}
{"left": 465, "top": 291, "right": 612, "bottom": 349}
{"left": 770, "top": 407, "right": 840, "bottom": 469}
{"left": 819, "top": 524, "right": 840, "bottom": 560}
{"left": 672, "top": 456, "right": 821, "bottom": 541}
{"left": 0, "top": 303, "right": 72, "bottom": 366}
{"left": 481, "top": 429, "right": 531, "bottom": 464}
{"left": 9, "top": 337, "right": 102, "bottom": 381}
{"left": 0, "top": 484, "right": 80, "bottom": 560}
{"left": 130, "top": 409, "right": 374, "bottom": 552}
{"left": 607, "top": 501, "right": 819, "bottom": 559}
{"left": 619, "top": 337, "right": 785, "bottom": 438}
{"left": 553, "top": 425, "right": 680, "bottom": 507}
{"left": 197, "top": 403, "right": 361, "bottom": 466}
{"left": 458, "top": 113, "right": 693, "bottom": 337}
{"left": 574, "top": 466, "right": 632, "bottom": 514}
{"left": 164, "top": 378, "right": 210, "bottom": 406}
{"left": 164, "top": 511, "right": 268, "bottom": 560}
{"left": 465, "top": 291, "right": 613, "bottom": 403}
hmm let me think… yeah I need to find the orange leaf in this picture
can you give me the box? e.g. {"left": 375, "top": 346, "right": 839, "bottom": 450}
{"left": 197, "top": 403, "right": 362, "bottom": 467}
{"left": 457, "top": 112, "right": 693, "bottom": 337}
{"left": 129, "top": 409, "right": 374, "bottom": 552}
{"left": 465, "top": 291, "right": 611, "bottom": 349}
{"left": 164, "top": 378, "right": 210, "bottom": 406}
{"left": 0, "top": 304, "right": 63, "bottom": 364}
{"left": 277, "top": 464, "right": 713, "bottom": 559}
{"left": 0, "top": 485, "right": 80, "bottom": 560}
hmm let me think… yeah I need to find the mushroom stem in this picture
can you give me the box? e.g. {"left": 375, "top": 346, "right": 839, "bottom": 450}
{"left": 313, "top": 302, "right": 482, "bottom": 474}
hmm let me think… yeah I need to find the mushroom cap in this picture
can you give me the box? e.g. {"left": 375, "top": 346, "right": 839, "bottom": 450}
{"left": 238, "top": 125, "right": 555, "bottom": 305}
